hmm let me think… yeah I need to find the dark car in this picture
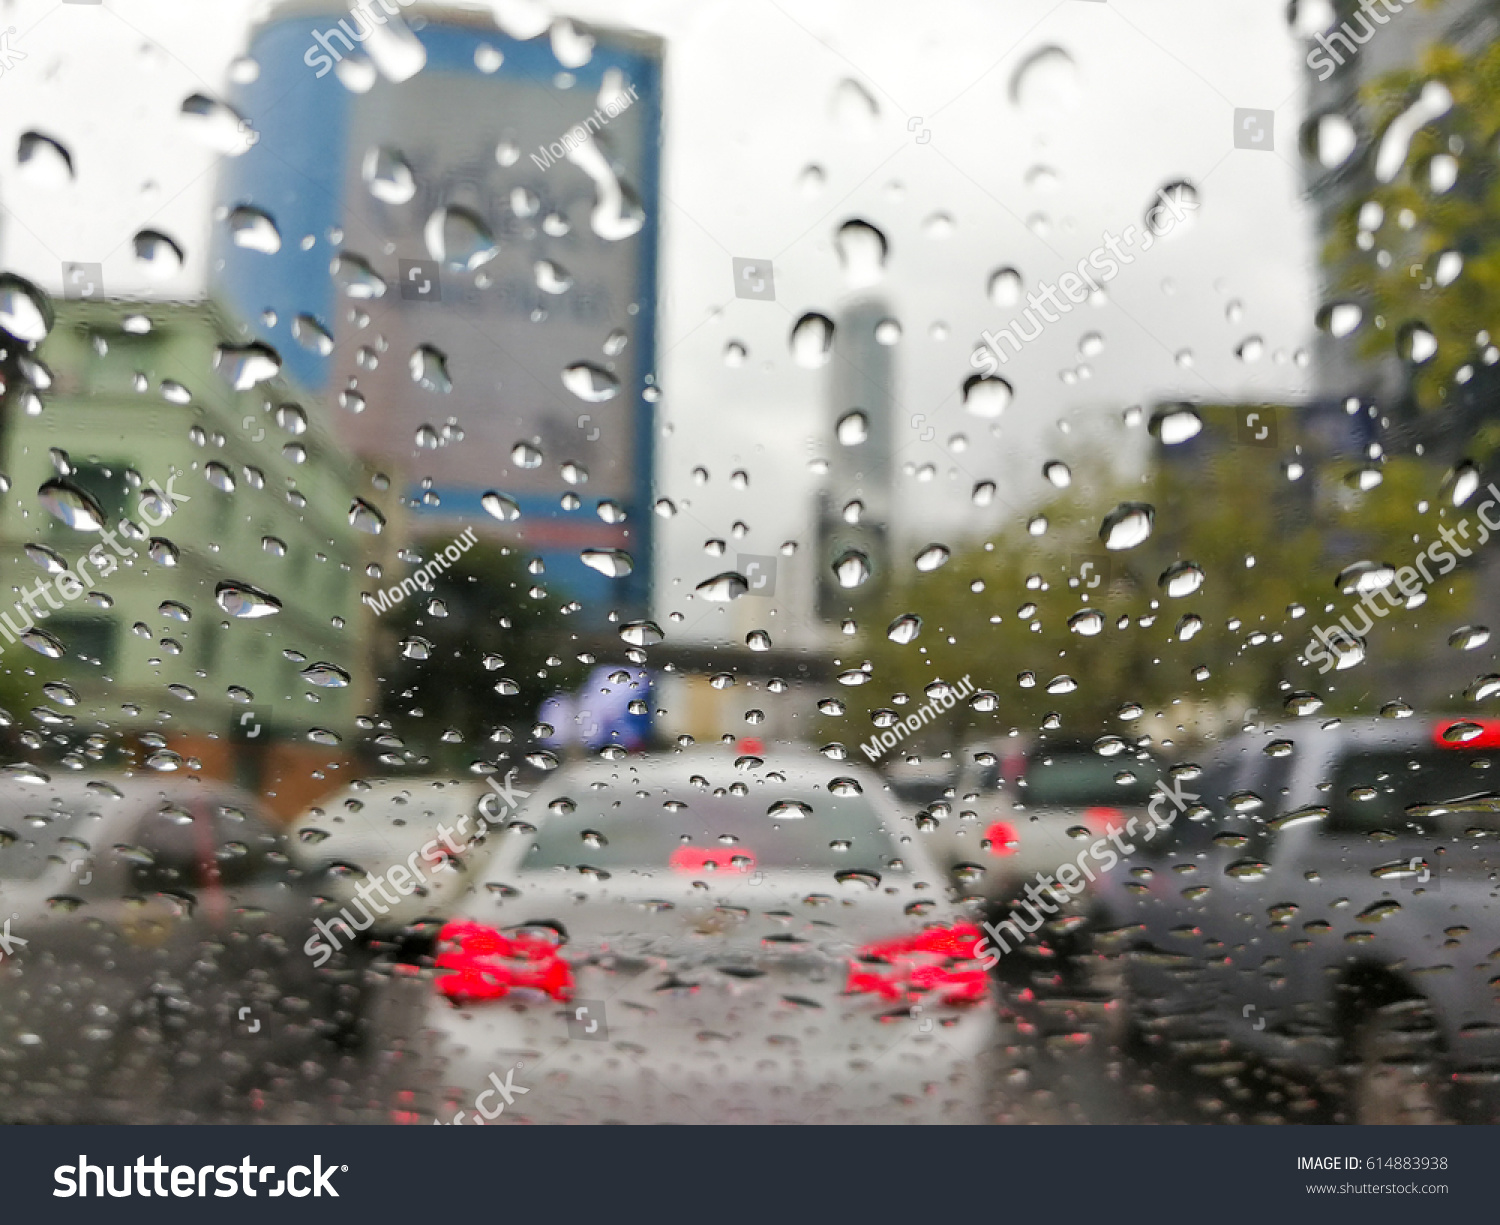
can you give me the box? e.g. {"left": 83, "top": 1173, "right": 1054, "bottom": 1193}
{"left": 0, "top": 774, "right": 374, "bottom": 1122}
{"left": 1092, "top": 717, "right": 1500, "bottom": 1123}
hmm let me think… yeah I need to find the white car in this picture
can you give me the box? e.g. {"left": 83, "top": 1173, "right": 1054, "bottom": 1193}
{"left": 288, "top": 778, "right": 496, "bottom": 938}
{"left": 375, "top": 748, "right": 1001, "bottom": 1124}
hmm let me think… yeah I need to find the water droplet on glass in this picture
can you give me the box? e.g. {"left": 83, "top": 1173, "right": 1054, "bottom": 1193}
{"left": 561, "top": 362, "right": 619, "bottom": 403}
{"left": 831, "top": 78, "right": 879, "bottom": 135}
{"left": 962, "top": 375, "right": 1012, "bottom": 419}
{"left": 1145, "top": 181, "right": 1198, "bottom": 237}
{"left": 1010, "top": 45, "right": 1080, "bottom": 117}
{"left": 914, "top": 544, "right": 950, "bottom": 572}
{"left": 535, "top": 260, "right": 572, "bottom": 294}
{"left": 1398, "top": 321, "right": 1437, "bottom": 364}
{"left": 362, "top": 146, "right": 416, "bottom": 204}
{"left": 482, "top": 491, "right": 521, "bottom": 522}
{"left": 16, "top": 132, "right": 74, "bottom": 187}
{"left": 409, "top": 345, "right": 452, "bottom": 393}
{"left": 275, "top": 403, "right": 307, "bottom": 435}
{"left": 696, "top": 571, "right": 748, "bottom": 601}
{"left": 331, "top": 252, "right": 387, "bottom": 299}
{"left": 1450, "top": 626, "right": 1491, "bottom": 651}
{"left": 229, "top": 206, "right": 281, "bottom": 254}
{"left": 301, "top": 662, "right": 350, "bottom": 688}
{"left": 1306, "top": 111, "right": 1357, "bottom": 168}
{"left": 1148, "top": 405, "right": 1203, "bottom": 445}
{"left": 837, "top": 411, "right": 868, "bottom": 445}
{"left": 37, "top": 479, "right": 105, "bottom": 532}
{"left": 581, "top": 548, "right": 633, "bottom": 578}
{"left": 620, "top": 620, "right": 665, "bottom": 647}
{"left": 292, "top": 314, "right": 333, "bottom": 356}
{"left": 148, "top": 538, "right": 180, "bottom": 567}
{"left": 215, "top": 343, "right": 280, "bottom": 390}
{"left": 1284, "top": 691, "right": 1324, "bottom": 716}
{"left": 1317, "top": 301, "right": 1362, "bottom": 338}
{"left": 204, "top": 462, "right": 235, "bottom": 493}
{"left": 1159, "top": 560, "right": 1205, "bottom": 597}
{"left": 790, "top": 313, "right": 835, "bottom": 368}
{"left": 0, "top": 274, "right": 52, "bottom": 343}
{"left": 423, "top": 204, "right": 498, "bottom": 272}
{"left": 348, "top": 498, "right": 386, "bottom": 534}
{"left": 1335, "top": 560, "right": 1395, "bottom": 595}
{"left": 179, "top": 93, "right": 257, "bottom": 155}
{"left": 1043, "top": 460, "right": 1071, "bottom": 487}
{"left": 1068, "top": 609, "right": 1104, "bottom": 636}
{"left": 835, "top": 218, "right": 887, "bottom": 288}
{"left": 888, "top": 613, "right": 922, "bottom": 644}
{"left": 215, "top": 581, "right": 282, "bottom": 619}
{"left": 987, "top": 267, "right": 1023, "bottom": 307}
{"left": 1099, "top": 502, "right": 1155, "bottom": 551}
{"left": 133, "top": 229, "right": 185, "bottom": 280}
{"left": 832, "top": 549, "right": 871, "bottom": 588}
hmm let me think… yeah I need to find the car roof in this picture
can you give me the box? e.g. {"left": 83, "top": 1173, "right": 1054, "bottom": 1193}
{"left": 518, "top": 747, "right": 886, "bottom": 793}
{"left": 1217, "top": 716, "right": 1492, "bottom": 756}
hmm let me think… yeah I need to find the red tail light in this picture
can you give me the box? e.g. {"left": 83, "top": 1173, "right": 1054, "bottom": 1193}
{"left": 846, "top": 922, "right": 989, "bottom": 1005}
{"left": 669, "top": 846, "right": 757, "bottom": 874}
{"left": 984, "top": 821, "right": 1019, "bottom": 856}
{"left": 433, "top": 919, "right": 574, "bottom": 1005}
{"left": 1434, "top": 719, "right": 1500, "bottom": 749}
{"left": 1082, "top": 806, "right": 1124, "bottom": 836}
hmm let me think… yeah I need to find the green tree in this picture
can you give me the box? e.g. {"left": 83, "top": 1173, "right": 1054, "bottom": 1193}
{"left": 1328, "top": 33, "right": 1500, "bottom": 444}
{"left": 375, "top": 541, "right": 585, "bottom": 769}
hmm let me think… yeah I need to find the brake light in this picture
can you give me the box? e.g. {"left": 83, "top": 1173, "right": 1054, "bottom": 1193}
{"left": 1083, "top": 806, "right": 1123, "bottom": 836}
{"left": 669, "top": 846, "right": 757, "bottom": 874}
{"left": 1433, "top": 719, "right": 1500, "bottom": 749}
{"left": 433, "top": 919, "right": 574, "bottom": 1004}
{"left": 846, "top": 921, "right": 989, "bottom": 1005}
{"left": 984, "top": 821, "right": 1019, "bottom": 856}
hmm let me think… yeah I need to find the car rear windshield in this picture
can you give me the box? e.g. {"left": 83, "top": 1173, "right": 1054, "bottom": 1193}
{"left": 1328, "top": 747, "right": 1500, "bottom": 834}
{"left": 1021, "top": 753, "right": 1163, "bottom": 807}
{"left": 523, "top": 789, "right": 903, "bottom": 872}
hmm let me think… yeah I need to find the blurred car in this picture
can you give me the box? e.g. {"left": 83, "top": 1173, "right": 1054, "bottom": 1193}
{"left": 375, "top": 748, "right": 1001, "bottom": 1124}
{"left": 1092, "top": 716, "right": 1500, "bottom": 1123}
{"left": 0, "top": 775, "right": 369, "bottom": 1122}
{"left": 922, "top": 741, "right": 1166, "bottom": 916}
{"left": 882, "top": 754, "right": 958, "bottom": 810}
{"left": 289, "top": 778, "right": 497, "bottom": 939}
